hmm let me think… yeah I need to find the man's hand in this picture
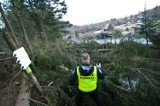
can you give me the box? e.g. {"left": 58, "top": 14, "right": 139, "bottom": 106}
{"left": 96, "top": 63, "right": 101, "bottom": 68}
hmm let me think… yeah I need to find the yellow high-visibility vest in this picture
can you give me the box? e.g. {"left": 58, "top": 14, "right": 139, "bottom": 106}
{"left": 77, "top": 66, "right": 97, "bottom": 92}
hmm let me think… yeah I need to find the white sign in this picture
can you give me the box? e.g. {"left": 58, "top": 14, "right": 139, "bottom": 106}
{"left": 13, "top": 47, "right": 31, "bottom": 69}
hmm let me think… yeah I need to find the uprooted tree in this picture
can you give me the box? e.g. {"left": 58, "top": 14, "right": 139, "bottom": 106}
{"left": 0, "top": 0, "right": 160, "bottom": 106}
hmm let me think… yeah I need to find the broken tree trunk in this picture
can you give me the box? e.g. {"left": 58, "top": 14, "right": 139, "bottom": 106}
{"left": 3, "top": 32, "right": 30, "bottom": 106}
{"left": 3, "top": 32, "right": 43, "bottom": 94}
{"left": 93, "top": 49, "right": 112, "bottom": 53}
{"left": 0, "top": 3, "right": 20, "bottom": 47}
{"left": 3, "top": 32, "right": 44, "bottom": 106}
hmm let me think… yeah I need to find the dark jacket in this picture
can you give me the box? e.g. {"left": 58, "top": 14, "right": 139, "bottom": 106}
{"left": 69, "top": 63, "right": 105, "bottom": 85}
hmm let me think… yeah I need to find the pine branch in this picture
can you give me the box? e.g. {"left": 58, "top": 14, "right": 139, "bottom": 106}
{"left": 0, "top": 57, "right": 14, "bottom": 61}
{"left": 131, "top": 68, "right": 160, "bottom": 99}
{"left": 29, "top": 98, "right": 48, "bottom": 106}
{"left": 9, "top": 70, "right": 22, "bottom": 86}
{"left": 106, "top": 80, "right": 131, "bottom": 92}
{"left": 133, "top": 68, "right": 160, "bottom": 76}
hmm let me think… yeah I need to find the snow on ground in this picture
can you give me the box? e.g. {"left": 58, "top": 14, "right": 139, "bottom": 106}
{"left": 64, "top": 22, "right": 148, "bottom": 44}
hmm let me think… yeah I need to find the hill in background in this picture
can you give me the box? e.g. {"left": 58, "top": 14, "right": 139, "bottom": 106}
{"left": 67, "top": 5, "right": 160, "bottom": 35}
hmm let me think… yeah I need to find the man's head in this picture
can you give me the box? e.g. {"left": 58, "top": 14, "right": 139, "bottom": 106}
{"left": 80, "top": 53, "right": 90, "bottom": 64}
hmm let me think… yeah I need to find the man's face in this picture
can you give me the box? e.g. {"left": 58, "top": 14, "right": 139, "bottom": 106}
{"left": 80, "top": 53, "right": 90, "bottom": 63}
{"left": 81, "top": 58, "right": 90, "bottom": 63}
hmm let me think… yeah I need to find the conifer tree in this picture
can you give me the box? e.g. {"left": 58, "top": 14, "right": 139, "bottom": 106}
{"left": 138, "top": 9, "right": 160, "bottom": 47}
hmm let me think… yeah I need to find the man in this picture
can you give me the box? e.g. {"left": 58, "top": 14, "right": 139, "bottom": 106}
{"left": 69, "top": 53, "right": 105, "bottom": 106}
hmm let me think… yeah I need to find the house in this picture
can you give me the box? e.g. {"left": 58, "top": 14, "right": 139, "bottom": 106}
{"left": 103, "top": 24, "right": 114, "bottom": 31}
{"left": 100, "top": 24, "right": 114, "bottom": 38}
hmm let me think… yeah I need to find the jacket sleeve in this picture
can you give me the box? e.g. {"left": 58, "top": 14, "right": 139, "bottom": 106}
{"left": 97, "top": 67, "right": 105, "bottom": 79}
{"left": 69, "top": 69, "right": 77, "bottom": 85}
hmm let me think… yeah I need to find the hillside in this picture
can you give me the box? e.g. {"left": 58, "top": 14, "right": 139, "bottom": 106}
{"left": 67, "top": 5, "right": 160, "bottom": 35}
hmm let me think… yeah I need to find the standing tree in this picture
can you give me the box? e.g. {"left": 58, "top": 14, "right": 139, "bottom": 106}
{"left": 1, "top": 0, "right": 71, "bottom": 41}
{"left": 137, "top": 7, "right": 160, "bottom": 47}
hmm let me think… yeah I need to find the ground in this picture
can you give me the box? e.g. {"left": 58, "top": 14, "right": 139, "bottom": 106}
{"left": 0, "top": 87, "right": 17, "bottom": 106}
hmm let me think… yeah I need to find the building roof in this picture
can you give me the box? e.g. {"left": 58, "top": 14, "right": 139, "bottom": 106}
{"left": 104, "top": 24, "right": 114, "bottom": 30}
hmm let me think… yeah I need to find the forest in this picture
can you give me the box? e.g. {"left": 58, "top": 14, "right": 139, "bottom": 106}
{"left": 0, "top": 0, "right": 160, "bottom": 106}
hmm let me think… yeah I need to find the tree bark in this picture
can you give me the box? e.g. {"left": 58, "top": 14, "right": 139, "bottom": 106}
{"left": 3, "top": 32, "right": 44, "bottom": 106}
{"left": 0, "top": 52, "right": 7, "bottom": 57}
{"left": 92, "top": 49, "right": 112, "bottom": 53}
{"left": 16, "top": 11, "right": 33, "bottom": 54}
{"left": 0, "top": 3, "right": 20, "bottom": 47}
{"left": 3, "top": 32, "right": 44, "bottom": 93}
{"left": 2, "top": 32, "right": 17, "bottom": 51}
{"left": 15, "top": 72, "right": 30, "bottom": 106}
{"left": 3, "top": 32, "right": 30, "bottom": 106}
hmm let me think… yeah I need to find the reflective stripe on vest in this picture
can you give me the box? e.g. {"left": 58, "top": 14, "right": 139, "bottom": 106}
{"left": 77, "top": 66, "right": 97, "bottom": 92}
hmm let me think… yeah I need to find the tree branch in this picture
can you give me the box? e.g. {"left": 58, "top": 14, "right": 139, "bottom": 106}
{"left": 131, "top": 68, "right": 160, "bottom": 99}
{"left": 106, "top": 80, "right": 131, "bottom": 92}
{"left": 0, "top": 57, "right": 14, "bottom": 61}
{"left": 29, "top": 98, "right": 48, "bottom": 106}
{"left": 133, "top": 68, "right": 160, "bottom": 76}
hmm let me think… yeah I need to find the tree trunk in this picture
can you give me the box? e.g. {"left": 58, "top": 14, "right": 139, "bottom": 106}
{"left": 0, "top": 52, "right": 7, "bottom": 57}
{"left": 2, "top": 32, "right": 17, "bottom": 51}
{"left": 3, "top": 32, "right": 30, "bottom": 106}
{"left": 16, "top": 11, "right": 33, "bottom": 54}
{"left": 3, "top": 32, "right": 44, "bottom": 93}
{"left": 15, "top": 72, "right": 30, "bottom": 106}
{"left": 3, "top": 32, "right": 44, "bottom": 106}
{"left": 0, "top": 3, "right": 20, "bottom": 47}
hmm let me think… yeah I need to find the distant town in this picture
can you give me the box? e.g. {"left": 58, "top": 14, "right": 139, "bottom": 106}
{"left": 64, "top": 5, "right": 160, "bottom": 44}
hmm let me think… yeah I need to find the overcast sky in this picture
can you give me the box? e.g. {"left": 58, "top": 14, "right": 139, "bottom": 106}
{"left": 62, "top": 0, "right": 160, "bottom": 26}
